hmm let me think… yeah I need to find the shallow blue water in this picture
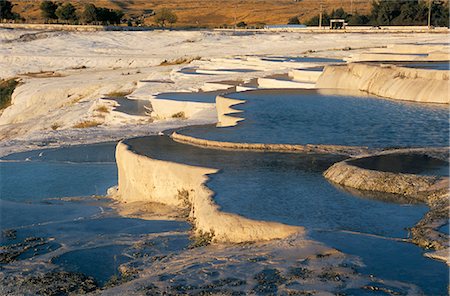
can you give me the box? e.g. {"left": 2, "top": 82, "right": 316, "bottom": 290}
{"left": 402, "top": 61, "right": 450, "bottom": 71}
{"left": 439, "top": 224, "right": 449, "bottom": 235}
{"left": 312, "top": 231, "right": 448, "bottom": 295}
{"left": 127, "top": 137, "right": 426, "bottom": 237}
{"left": 126, "top": 136, "right": 447, "bottom": 294}
{"left": 2, "top": 142, "right": 117, "bottom": 163}
{"left": 0, "top": 143, "right": 189, "bottom": 286}
{"left": 52, "top": 245, "right": 130, "bottom": 285}
{"left": 0, "top": 162, "right": 117, "bottom": 202}
{"left": 261, "top": 56, "right": 343, "bottom": 63}
{"left": 349, "top": 153, "right": 449, "bottom": 177}
{"left": 180, "top": 89, "right": 449, "bottom": 148}
{"left": 1, "top": 139, "right": 448, "bottom": 293}
{"left": 180, "top": 67, "right": 258, "bottom": 75}
{"left": 155, "top": 90, "right": 228, "bottom": 103}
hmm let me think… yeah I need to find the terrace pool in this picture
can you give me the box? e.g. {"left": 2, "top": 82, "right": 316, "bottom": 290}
{"left": 125, "top": 135, "right": 448, "bottom": 295}
{"left": 179, "top": 89, "right": 449, "bottom": 148}
{"left": 0, "top": 143, "right": 189, "bottom": 286}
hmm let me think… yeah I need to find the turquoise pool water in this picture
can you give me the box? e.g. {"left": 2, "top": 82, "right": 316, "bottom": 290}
{"left": 349, "top": 153, "right": 449, "bottom": 177}
{"left": 126, "top": 136, "right": 448, "bottom": 295}
{"left": 0, "top": 143, "right": 189, "bottom": 286}
{"left": 401, "top": 61, "right": 450, "bottom": 71}
{"left": 1, "top": 138, "right": 447, "bottom": 294}
{"left": 179, "top": 89, "right": 449, "bottom": 148}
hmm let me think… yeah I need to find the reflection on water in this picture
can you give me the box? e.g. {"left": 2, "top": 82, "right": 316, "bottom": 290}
{"left": 1, "top": 138, "right": 448, "bottom": 293}
{"left": 0, "top": 162, "right": 117, "bottom": 202}
{"left": 439, "top": 223, "right": 449, "bottom": 235}
{"left": 311, "top": 231, "right": 448, "bottom": 295}
{"left": 126, "top": 136, "right": 448, "bottom": 294}
{"left": 1, "top": 141, "right": 117, "bottom": 163}
{"left": 52, "top": 245, "right": 130, "bottom": 286}
{"left": 180, "top": 89, "right": 449, "bottom": 148}
{"left": 350, "top": 153, "right": 449, "bottom": 177}
{"left": 155, "top": 90, "right": 230, "bottom": 103}
{"left": 128, "top": 136, "right": 426, "bottom": 236}
{"left": 401, "top": 61, "right": 450, "bottom": 71}
{"left": 109, "top": 98, "right": 151, "bottom": 116}
{"left": 0, "top": 143, "right": 189, "bottom": 286}
{"left": 261, "top": 56, "right": 343, "bottom": 63}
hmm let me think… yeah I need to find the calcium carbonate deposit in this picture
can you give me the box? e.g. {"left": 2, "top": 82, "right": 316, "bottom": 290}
{"left": 1, "top": 28, "right": 448, "bottom": 295}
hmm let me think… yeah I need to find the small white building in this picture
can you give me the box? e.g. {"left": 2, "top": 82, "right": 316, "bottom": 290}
{"left": 330, "top": 19, "right": 347, "bottom": 29}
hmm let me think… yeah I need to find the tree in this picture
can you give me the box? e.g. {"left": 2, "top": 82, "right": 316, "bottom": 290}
{"left": 429, "top": 1, "right": 449, "bottom": 27}
{"left": 155, "top": 8, "right": 178, "bottom": 27}
{"left": 40, "top": 0, "right": 58, "bottom": 20}
{"left": 111, "top": 9, "right": 124, "bottom": 25}
{"left": 369, "top": 0, "right": 448, "bottom": 27}
{"left": 331, "top": 8, "right": 348, "bottom": 19}
{"left": 348, "top": 13, "right": 370, "bottom": 25}
{"left": 288, "top": 16, "right": 300, "bottom": 25}
{"left": 96, "top": 7, "right": 124, "bottom": 25}
{"left": 56, "top": 3, "right": 77, "bottom": 22}
{"left": 305, "top": 12, "right": 330, "bottom": 26}
{"left": 0, "top": 0, "right": 14, "bottom": 19}
{"left": 236, "top": 21, "right": 247, "bottom": 28}
{"left": 82, "top": 3, "right": 98, "bottom": 23}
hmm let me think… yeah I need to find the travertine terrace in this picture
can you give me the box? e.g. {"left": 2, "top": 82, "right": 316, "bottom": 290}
{"left": 1, "top": 28, "right": 449, "bottom": 295}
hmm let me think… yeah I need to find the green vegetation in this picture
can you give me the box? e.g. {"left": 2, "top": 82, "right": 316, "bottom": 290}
{"left": 0, "top": 78, "right": 19, "bottom": 110}
{"left": 371, "top": 0, "right": 448, "bottom": 26}
{"left": 305, "top": 0, "right": 449, "bottom": 27}
{"left": 37, "top": 1, "right": 124, "bottom": 25}
{"left": 81, "top": 3, "right": 98, "bottom": 23}
{"left": 40, "top": 1, "right": 58, "bottom": 20}
{"left": 55, "top": 3, "right": 78, "bottom": 22}
{"left": 81, "top": 4, "right": 124, "bottom": 25}
{"left": 171, "top": 111, "right": 186, "bottom": 119}
{"left": 287, "top": 16, "right": 300, "bottom": 25}
{"left": 154, "top": 8, "right": 178, "bottom": 27}
{"left": 236, "top": 21, "right": 247, "bottom": 28}
{"left": 0, "top": 0, "right": 21, "bottom": 20}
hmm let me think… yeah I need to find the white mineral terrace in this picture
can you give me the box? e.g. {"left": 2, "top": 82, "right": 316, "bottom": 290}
{"left": 1, "top": 29, "right": 449, "bottom": 294}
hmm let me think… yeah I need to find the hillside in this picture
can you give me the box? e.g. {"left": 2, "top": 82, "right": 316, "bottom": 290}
{"left": 11, "top": 0, "right": 371, "bottom": 27}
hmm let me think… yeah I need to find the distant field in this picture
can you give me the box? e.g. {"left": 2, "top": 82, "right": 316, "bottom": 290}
{"left": 11, "top": 0, "right": 371, "bottom": 27}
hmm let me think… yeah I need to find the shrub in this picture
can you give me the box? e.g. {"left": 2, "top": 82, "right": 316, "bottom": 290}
{"left": 40, "top": 1, "right": 58, "bottom": 20}
{"left": 0, "top": 78, "right": 19, "bottom": 110}
{"left": 96, "top": 7, "right": 124, "bottom": 25}
{"left": 236, "top": 21, "right": 247, "bottom": 28}
{"left": 0, "top": 0, "right": 21, "bottom": 20}
{"left": 73, "top": 120, "right": 101, "bottom": 128}
{"left": 51, "top": 122, "right": 61, "bottom": 130}
{"left": 155, "top": 8, "right": 177, "bottom": 27}
{"left": 159, "top": 56, "right": 201, "bottom": 66}
{"left": 171, "top": 111, "right": 186, "bottom": 119}
{"left": 288, "top": 16, "right": 300, "bottom": 25}
{"left": 95, "top": 105, "right": 109, "bottom": 113}
{"left": 56, "top": 3, "right": 77, "bottom": 22}
{"left": 81, "top": 3, "right": 98, "bottom": 23}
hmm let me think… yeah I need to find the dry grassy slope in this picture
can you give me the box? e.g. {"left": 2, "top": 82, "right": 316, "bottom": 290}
{"left": 12, "top": 0, "right": 371, "bottom": 27}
